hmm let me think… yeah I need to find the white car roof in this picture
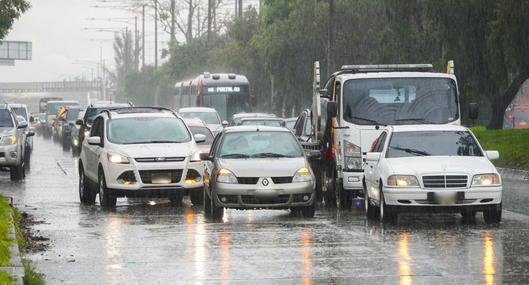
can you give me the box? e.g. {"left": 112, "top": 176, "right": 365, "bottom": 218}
{"left": 338, "top": 72, "right": 457, "bottom": 81}
{"left": 390, "top": 124, "right": 469, "bottom": 133}
{"left": 179, "top": 107, "right": 217, "bottom": 113}
{"left": 224, "top": 126, "right": 290, "bottom": 133}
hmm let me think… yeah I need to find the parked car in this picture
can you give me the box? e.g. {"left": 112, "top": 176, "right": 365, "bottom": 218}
{"left": 179, "top": 107, "right": 227, "bottom": 134}
{"left": 201, "top": 126, "right": 318, "bottom": 220}
{"left": 230, "top": 113, "right": 277, "bottom": 126}
{"left": 0, "top": 104, "right": 34, "bottom": 181}
{"left": 78, "top": 107, "right": 206, "bottom": 207}
{"left": 237, "top": 117, "right": 285, "bottom": 127}
{"left": 363, "top": 125, "right": 502, "bottom": 224}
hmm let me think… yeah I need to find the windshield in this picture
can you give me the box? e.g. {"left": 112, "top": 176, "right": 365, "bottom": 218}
{"left": 66, "top": 109, "right": 80, "bottom": 121}
{"left": 12, "top": 107, "right": 27, "bottom": 120}
{"left": 386, "top": 131, "right": 483, "bottom": 158}
{"left": 240, "top": 119, "right": 282, "bottom": 127}
{"left": 204, "top": 93, "right": 249, "bottom": 121}
{"left": 219, "top": 131, "right": 303, "bottom": 158}
{"left": 285, "top": 120, "right": 296, "bottom": 130}
{"left": 343, "top": 78, "right": 458, "bottom": 125}
{"left": 189, "top": 126, "right": 214, "bottom": 145}
{"left": 0, "top": 110, "right": 13, "bottom": 128}
{"left": 107, "top": 117, "right": 191, "bottom": 144}
{"left": 180, "top": 111, "right": 220, "bottom": 125}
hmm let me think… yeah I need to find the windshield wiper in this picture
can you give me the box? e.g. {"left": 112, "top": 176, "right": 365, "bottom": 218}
{"left": 350, "top": 116, "right": 386, "bottom": 126}
{"left": 252, "top": 152, "right": 292, "bottom": 158}
{"left": 390, "top": 146, "right": 431, "bottom": 156}
{"left": 220, "top": 153, "right": 250, "bottom": 159}
{"left": 395, "top": 118, "right": 436, "bottom": 124}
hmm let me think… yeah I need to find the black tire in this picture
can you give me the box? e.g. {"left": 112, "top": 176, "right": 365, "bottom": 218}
{"left": 364, "top": 184, "right": 378, "bottom": 220}
{"left": 301, "top": 203, "right": 315, "bottom": 218}
{"left": 322, "top": 169, "right": 336, "bottom": 208}
{"left": 98, "top": 172, "right": 117, "bottom": 207}
{"left": 169, "top": 192, "right": 184, "bottom": 206}
{"left": 10, "top": 163, "right": 25, "bottom": 181}
{"left": 72, "top": 146, "right": 80, "bottom": 157}
{"left": 210, "top": 190, "right": 224, "bottom": 220}
{"left": 24, "top": 150, "right": 31, "bottom": 173}
{"left": 335, "top": 173, "right": 352, "bottom": 210}
{"left": 461, "top": 209, "right": 477, "bottom": 222}
{"left": 190, "top": 189, "right": 203, "bottom": 206}
{"left": 379, "top": 185, "right": 395, "bottom": 223}
{"left": 79, "top": 167, "right": 96, "bottom": 204}
{"left": 204, "top": 189, "right": 212, "bottom": 216}
{"left": 483, "top": 203, "right": 502, "bottom": 224}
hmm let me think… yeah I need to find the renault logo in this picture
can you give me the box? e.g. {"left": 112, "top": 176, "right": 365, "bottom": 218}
{"left": 262, "top": 178, "right": 269, "bottom": 186}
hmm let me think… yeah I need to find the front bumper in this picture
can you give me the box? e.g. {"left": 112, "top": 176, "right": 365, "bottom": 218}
{"left": 0, "top": 145, "right": 20, "bottom": 166}
{"left": 383, "top": 186, "right": 502, "bottom": 207}
{"left": 214, "top": 179, "right": 315, "bottom": 208}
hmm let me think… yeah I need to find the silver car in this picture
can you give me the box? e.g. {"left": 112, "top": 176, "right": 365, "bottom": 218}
{"left": 201, "top": 126, "right": 317, "bottom": 219}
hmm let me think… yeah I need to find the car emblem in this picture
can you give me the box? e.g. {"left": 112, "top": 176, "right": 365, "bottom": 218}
{"left": 155, "top": 157, "right": 165, "bottom": 162}
{"left": 262, "top": 178, "right": 269, "bottom": 186}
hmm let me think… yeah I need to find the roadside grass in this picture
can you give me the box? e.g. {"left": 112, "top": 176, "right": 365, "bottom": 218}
{"left": 0, "top": 197, "right": 13, "bottom": 267}
{"left": 22, "top": 260, "right": 44, "bottom": 285}
{"left": 472, "top": 127, "right": 529, "bottom": 170}
{"left": 0, "top": 271, "right": 13, "bottom": 285}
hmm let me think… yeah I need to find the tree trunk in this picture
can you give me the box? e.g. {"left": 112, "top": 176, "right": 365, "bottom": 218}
{"left": 487, "top": 72, "right": 529, "bottom": 129}
{"left": 170, "top": 0, "right": 176, "bottom": 42}
{"left": 186, "top": 0, "right": 194, "bottom": 43}
{"left": 327, "top": 0, "right": 336, "bottom": 77}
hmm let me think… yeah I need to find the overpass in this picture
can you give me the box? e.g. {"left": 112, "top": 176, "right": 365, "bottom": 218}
{"left": 0, "top": 80, "right": 103, "bottom": 93}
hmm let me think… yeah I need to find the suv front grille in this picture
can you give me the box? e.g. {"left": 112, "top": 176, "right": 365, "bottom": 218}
{"left": 271, "top": 177, "right": 293, "bottom": 184}
{"left": 423, "top": 175, "right": 468, "bottom": 189}
{"left": 135, "top": 157, "right": 186, "bottom": 163}
{"left": 139, "top": 170, "right": 183, "bottom": 184}
{"left": 237, "top": 177, "right": 259, "bottom": 184}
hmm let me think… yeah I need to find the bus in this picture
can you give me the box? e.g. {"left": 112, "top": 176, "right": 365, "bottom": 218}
{"left": 174, "top": 73, "right": 251, "bottom": 120}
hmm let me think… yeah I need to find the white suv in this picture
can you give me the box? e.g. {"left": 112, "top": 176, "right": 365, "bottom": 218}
{"left": 78, "top": 107, "right": 206, "bottom": 207}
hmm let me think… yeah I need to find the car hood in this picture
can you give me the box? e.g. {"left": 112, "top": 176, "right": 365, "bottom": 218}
{"left": 218, "top": 157, "right": 307, "bottom": 177}
{"left": 386, "top": 156, "right": 497, "bottom": 176}
{"left": 116, "top": 142, "right": 198, "bottom": 158}
{"left": 0, "top": 127, "right": 15, "bottom": 137}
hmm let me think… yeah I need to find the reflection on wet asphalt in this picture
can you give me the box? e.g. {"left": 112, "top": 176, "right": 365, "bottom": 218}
{"left": 1, "top": 136, "right": 529, "bottom": 284}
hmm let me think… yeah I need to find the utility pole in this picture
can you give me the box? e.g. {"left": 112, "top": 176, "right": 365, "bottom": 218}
{"left": 134, "top": 16, "right": 139, "bottom": 70}
{"left": 238, "top": 0, "right": 243, "bottom": 17}
{"left": 327, "top": 0, "right": 336, "bottom": 77}
{"left": 170, "top": 0, "right": 176, "bottom": 43}
{"left": 213, "top": 0, "right": 217, "bottom": 32}
{"left": 142, "top": 4, "right": 146, "bottom": 68}
{"left": 207, "top": 0, "right": 212, "bottom": 43}
{"left": 154, "top": 0, "right": 158, "bottom": 69}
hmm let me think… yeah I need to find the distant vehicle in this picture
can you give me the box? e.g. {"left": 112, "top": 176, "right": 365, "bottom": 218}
{"left": 284, "top": 117, "right": 297, "bottom": 131}
{"left": 183, "top": 118, "right": 215, "bottom": 154}
{"left": 230, "top": 112, "right": 277, "bottom": 126}
{"left": 70, "top": 110, "right": 85, "bottom": 156}
{"left": 35, "top": 113, "right": 46, "bottom": 135}
{"left": 74, "top": 102, "right": 132, "bottom": 155}
{"left": 43, "top": 100, "right": 79, "bottom": 139}
{"left": 179, "top": 107, "right": 227, "bottom": 134}
{"left": 364, "top": 125, "right": 502, "bottom": 224}
{"left": 200, "top": 126, "right": 319, "bottom": 220}
{"left": 0, "top": 104, "right": 34, "bottom": 181}
{"left": 237, "top": 117, "right": 285, "bottom": 127}
{"left": 504, "top": 105, "right": 529, "bottom": 128}
{"left": 78, "top": 107, "right": 205, "bottom": 207}
{"left": 56, "top": 106, "right": 82, "bottom": 151}
{"left": 38, "top": 97, "right": 62, "bottom": 113}
{"left": 174, "top": 73, "right": 251, "bottom": 121}
{"left": 9, "top": 103, "right": 33, "bottom": 153}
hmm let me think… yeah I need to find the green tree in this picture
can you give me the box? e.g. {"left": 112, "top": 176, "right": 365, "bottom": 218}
{"left": 0, "top": 0, "right": 30, "bottom": 39}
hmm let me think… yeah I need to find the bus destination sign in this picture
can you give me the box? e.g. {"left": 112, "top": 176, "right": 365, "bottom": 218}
{"left": 207, "top": 86, "right": 241, "bottom": 93}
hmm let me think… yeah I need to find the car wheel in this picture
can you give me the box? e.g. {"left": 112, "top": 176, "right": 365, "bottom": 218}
{"left": 204, "top": 189, "right": 212, "bottom": 216}
{"left": 190, "top": 189, "right": 204, "bottom": 206}
{"left": 79, "top": 167, "right": 95, "bottom": 204}
{"left": 10, "top": 163, "right": 25, "bottom": 181}
{"left": 169, "top": 192, "right": 183, "bottom": 206}
{"left": 72, "top": 146, "right": 80, "bottom": 157}
{"left": 210, "top": 191, "right": 224, "bottom": 220}
{"left": 364, "top": 184, "right": 378, "bottom": 220}
{"left": 378, "top": 185, "right": 395, "bottom": 223}
{"left": 301, "top": 203, "right": 315, "bottom": 218}
{"left": 483, "top": 203, "right": 502, "bottom": 224}
{"left": 322, "top": 169, "right": 336, "bottom": 208}
{"left": 98, "top": 172, "right": 117, "bottom": 207}
{"left": 461, "top": 209, "right": 477, "bottom": 222}
{"left": 24, "top": 150, "right": 31, "bottom": 173}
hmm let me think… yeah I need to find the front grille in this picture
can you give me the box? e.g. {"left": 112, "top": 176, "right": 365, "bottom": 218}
{"left": 241, "top": 195, "right": 290, "bottom": 205}
{"left": 139, "top": 170, "right": 183, "bottom": 184}
{"left": 135, "top": 157, "right": 185, "bottom": 163}
{"left": 237, "top": 177, "right": 259, "bottom": 184}
{"left": 271, "top": 177, "right": 293, "bottom": 184}
{"left": 423, "top": 175, "right": 468, "bottom": 189}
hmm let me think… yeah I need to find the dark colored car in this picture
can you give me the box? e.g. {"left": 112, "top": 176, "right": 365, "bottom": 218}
{"left": 57, "top": 106, "right": 82, "bottom": 151}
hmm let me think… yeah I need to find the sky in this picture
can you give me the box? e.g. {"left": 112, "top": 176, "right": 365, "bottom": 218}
{"left": 1, "top": 0, "right": 260, "bottom": 83}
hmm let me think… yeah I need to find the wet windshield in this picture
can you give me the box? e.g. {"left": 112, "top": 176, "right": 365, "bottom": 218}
{"left": 107, "top": 117, "right": 191, "bottom": 144}
{"left": 219, "top": 131, "right": 303, "bottom": 158}
{"left": 0, "top": 110, "right": 14, "bottom": 128}
{"left": 343, "top": 78, "right": 458, "bottom": 125}
{"left": 180, "top": 111, "right": 220, "bottom": 125}
{"left": 387, "top": 131, "right": 483, "bottom": 158}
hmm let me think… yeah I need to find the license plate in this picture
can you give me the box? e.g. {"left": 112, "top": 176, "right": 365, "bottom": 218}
{"left": 151, "top": 173, "right": 172, "bottom": 184}
{"left": 431, "top": 192, "right": 460, "bottom": 205}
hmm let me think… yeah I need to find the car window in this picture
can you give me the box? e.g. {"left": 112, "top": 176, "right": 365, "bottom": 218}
{"left": 107, "top": 117, "right": 191, "bottom": 144}
{"left": 295, "top": 113, "right": 306, "bottom": 136}
{"left": 386, "top": 131, "right": 483, "bottom": 158}
{"left": 375, "top": 132, "right": 387, "bottom": 152}
{"left": 90, "top": 117, "right": 102, "bottom": 137}
{"left": 218, "top": 131, "right": 303, "bottom": 158}
{"left": 0, "top": 110, "right": 14, "bottom": 128}
{"left": 12, "top": 107, "right": 28, "bottom": 120}
{"left": 180, "top": 111, "right": 220, "bottom": 125}
{"left": 303, "top": 116, "right": 312, "bottom": 136}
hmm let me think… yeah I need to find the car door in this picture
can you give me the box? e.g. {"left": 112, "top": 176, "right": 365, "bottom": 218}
{"left": 204, "top": 133, "right": 222, "bottom": 197}
{"left": 364, "top": 131, "right": 387, "bottom": 192}
{"left": 84, "top": 117, "right": 103, "bottom": 181}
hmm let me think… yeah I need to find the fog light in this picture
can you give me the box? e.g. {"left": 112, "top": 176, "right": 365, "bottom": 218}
{"left": 303, "top": 195, "right": 309, "bottom": 201}
{"left": 348, "top": 176, "right": 360, "bottom": 183}
{"left": 185, "top": 178, "right": 197, "bottom": 184}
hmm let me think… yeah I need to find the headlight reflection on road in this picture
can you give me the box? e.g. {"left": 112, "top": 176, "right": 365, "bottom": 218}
{"left": 398, "top": 233, "right": 413, "bottom": 285}
{"left": 300, "top": 230, "right": 313, "bottom": 285}
{"left": 220, "top": 232, "right": 231, "bottom": 285}
{"left": 483, "top": 232, "right": 496, "bottom": 285}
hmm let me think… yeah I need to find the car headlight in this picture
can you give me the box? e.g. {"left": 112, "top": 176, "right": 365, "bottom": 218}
{"left": 1, "top": 135, "right": 17, "bottom": 145}
{"left": 387, "top": 175, "right": 419, "bottom": 187}
{"left": 216, "top": 169, "right": 238, "bottom": 184}
{"left": 107, "top": 152, "right": 130, "bottom": 164}
{"left": 84, "top": 130, "right": 90, "bottom": 138}
{"left": 292, "top": 167, "right": 313, "bottom": 183}
{"left": 343, "top": 140, "right": 362, "bottom": 171}
{"left": 73, "top": 138, "right": 79, "bottom": 146}
{"left": 472, "top": 174, "right": 500, "bottom": 186}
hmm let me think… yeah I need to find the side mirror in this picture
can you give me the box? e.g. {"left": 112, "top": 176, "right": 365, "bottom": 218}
{"left": 485, "top": 150, "right": 499, "bottom": 161}
{"left": 87, "top": 136, "right": 101, "bottom": 146}
{"left": 29, "top": 116, "right": 35, "bottom": 123}
{"left": 27, "top": 131, "right": 35, "bottom": 137}
{"left": 469, "top": 103, "right": 479, "bottom": 121}
{"left": 199, "top": 152, "right": 212, "bottom": 161}
{"left": 76, "top": 119, "right": 83, "bottom": 126}
{"left": 194, "top": 134, "right": 207, "bottom": 144}
{"left": 365, "top": 152, "right": 381, "bottom": 162}
{"left": 327, "top": 101, "right": 337, "bottom": 118}
{"left": 17, "top": 121, "right": 28, "bottom": 129}
{"left": 222, "top": 120, "right": 229, "bottom": 128}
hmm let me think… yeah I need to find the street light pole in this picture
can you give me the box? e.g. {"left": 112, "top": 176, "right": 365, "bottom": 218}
{"left": 142, "top": 4, "right": 146, "bottom": 68}
{"left": 154, "top": 0, "right": 158, "bottom": 69}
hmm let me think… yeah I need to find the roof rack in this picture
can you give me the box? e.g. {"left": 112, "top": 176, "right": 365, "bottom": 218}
{"left": 101, "top": 107, "right": 178, "bottom": 120}
{"left": 339, "top": 64, "right": 435, "bottom": 73}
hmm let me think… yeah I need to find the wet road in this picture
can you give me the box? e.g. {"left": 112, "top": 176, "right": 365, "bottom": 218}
{"left": 1, "top": 136, "right": 529, "bottom": 284}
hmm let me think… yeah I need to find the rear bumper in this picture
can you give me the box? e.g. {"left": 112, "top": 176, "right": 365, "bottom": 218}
{"left": 342, "top": 171, "right": 364, "bottom": 190}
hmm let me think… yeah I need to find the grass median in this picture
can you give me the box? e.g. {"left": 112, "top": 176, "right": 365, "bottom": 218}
{"left": 472, "top": 127, "right": 529, "bottom": 170}
{"left": 0, "top": 197, "right": 13, "bottom": 268}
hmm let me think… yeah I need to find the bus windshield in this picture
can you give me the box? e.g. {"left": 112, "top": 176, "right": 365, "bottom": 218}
{"left": 343, "top": 78, "right": 458, "bottom": 125}
{"left": 204, "top": 93, "right": 248, "bottom": 121}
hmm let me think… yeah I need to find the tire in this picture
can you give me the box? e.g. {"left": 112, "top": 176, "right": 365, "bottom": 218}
{"left": 322, "top": 169, "right": 336, "bottom": 208}
{"left": 79, "top": 167, "right": 95, "bottom": 204}
{"left": 210, "top": 190, "right": 224, "bottom": 220}
{"left": 335, "top": 173, "right": 352, "bottom": 210}
{"left": 379, "top": 185, "right": 395, "bottom": 223}
{"left": 24, "top": 150, "right": 31, "bottom": 173}
{"left": 301, "top": 203, "right": 315, "bottom": 218}
{"left": 461, "top": 209, "right": 477, "bottom": 222}
{"left": 364, "top": 184, "right": 378, "bottom": 220}
{"left": 190, "top": 189, "right": 204, "bottom": 206}
{"left": 98, "top": 172, "right": 117, "bottom": 207}
{"left": 483, "top": 203, "right": 502, "bottom": 224}
{"left": 10, "top": 163, "right": 25, "bottom": 181}
{"left": 169, "top": 192, "right": 184, "bottom": 206}
{"left": 204, "top": 189, "right": 212, "bottom": 216}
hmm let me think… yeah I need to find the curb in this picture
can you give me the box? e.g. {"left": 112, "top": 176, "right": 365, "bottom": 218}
{"left": 0, "top": 207, "right": 24, "bottom": 285}
{"left": 497, "top": 167, "right": 529, "bottom": 181}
